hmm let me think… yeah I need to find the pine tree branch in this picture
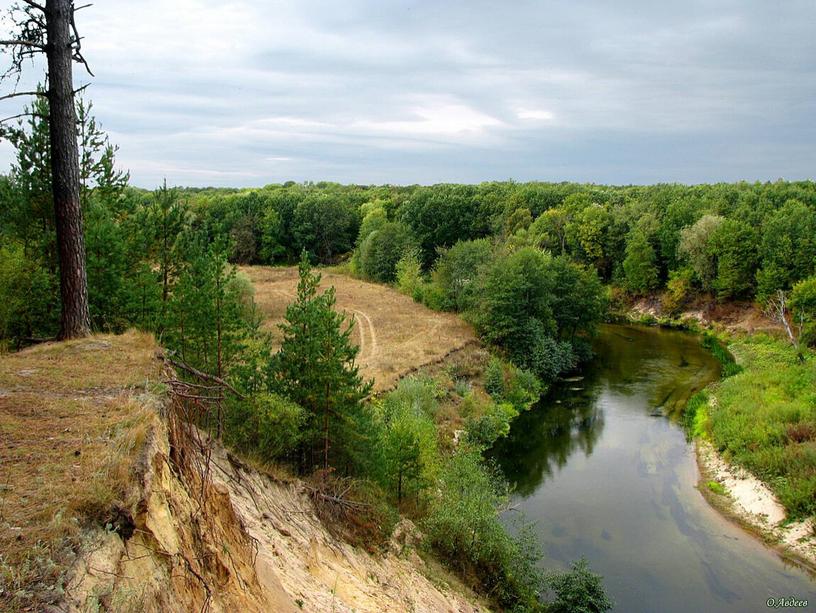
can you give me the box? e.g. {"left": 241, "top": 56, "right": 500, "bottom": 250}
{"left": 0, "top": 110, "right": 47, "bottom": 123}
{"left": 0, "top": 89, "right": 47, "bottom": 101}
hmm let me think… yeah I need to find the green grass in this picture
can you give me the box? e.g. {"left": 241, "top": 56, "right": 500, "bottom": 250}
{"left": 706, "top": 481, "right": 728, "bottom": 496}
{"left": 706, "top": 334, "right": 816, "bottom": 519}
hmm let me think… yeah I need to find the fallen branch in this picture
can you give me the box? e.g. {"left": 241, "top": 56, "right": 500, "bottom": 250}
{"left": 159, "top": 352, "right": 245, "bottom": 400}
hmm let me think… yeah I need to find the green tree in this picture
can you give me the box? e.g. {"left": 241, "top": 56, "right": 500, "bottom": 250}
{"left": 756, "top": 200, "right": 816, "bottom": 299}
{"left": 623, "top": 228, "right": 659, "bottom": 294}
{"left": 529, "top": 207, "right": 570, "bottom": 254}
{"left": 400, "top": 184, "right": 484, "bottom": 267}
{"left": 790, "top": 276, "right": 816, "bottom": 346}
{"left": 145, "top": 181, "right": 188, "bottom": 315}
{"left": 271, "top": 252, "right": 373, "bottom": 470}
{"left": 292, "top": 193, "right": 359, "bottom": 263}
{"left": 432, "top": 238, "right": 494, "bottom": 311}
{"left": 395, "top": 248, "right": 424, "bottom": 298}
{"left": 677, "top": 214, "right": 725, "bottom": 291}
{"left": 569, "top": 204, "right": 612, "bottom": 278}
{"left": 358, "top": 221, "right": 417, "bottom": 283}
{"left": 423, "top": 447, "right": 544, "bottom": 610}
{"left": 165, "top": 235, "right": 256, "bottom": 382}
{"left": 710, "top": 219, "right": 758, "bottom": 300}
{"left": 378, "top": 394, "right": 438, "bottom": 509}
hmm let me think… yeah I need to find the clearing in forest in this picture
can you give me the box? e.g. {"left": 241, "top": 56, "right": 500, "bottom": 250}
{"left": 241, "top": 266, "right": 477, "bottom": 392}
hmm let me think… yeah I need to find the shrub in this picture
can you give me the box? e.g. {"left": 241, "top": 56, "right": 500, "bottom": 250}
{"left": 484, "top": 356, "right": 505, "bottom": 397}
{"left": 0, "top": 243, "right": 59, "bottom": 344}
{"left": 484, "top": 356, "right": 542, "bottom": 413}
{"left": 464, "top": 402, "right": 518, "bottom": 448}
{"left": 423, "top": 448, "right": 545, "bottom": 610}
{"left": 543, "top": 557, "right": 614, "bottom": 613}
{"left": 395, "top": 248, "right": 424, "bottom": 296}
{"left": 662, "top": 267, "right": 694, "bottom": 315}
{"left": 225, "top": 392, "right": 307, "bottom": 460}
{"left": 382, "top": 375, "right": 441, "bottom": 418}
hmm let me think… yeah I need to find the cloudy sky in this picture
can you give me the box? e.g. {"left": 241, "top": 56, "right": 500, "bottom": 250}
{"left": 1, "top": 0, "right": 815, "bottom": 187}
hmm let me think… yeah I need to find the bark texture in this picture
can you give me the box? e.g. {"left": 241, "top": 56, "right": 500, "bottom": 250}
{"left": 46, "top": 0, "right": 90, "bottom": 339}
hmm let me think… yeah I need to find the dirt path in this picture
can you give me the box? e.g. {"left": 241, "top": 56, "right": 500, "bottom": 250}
{"left": 241, "top": 266, "right": 477, "bottom": 391}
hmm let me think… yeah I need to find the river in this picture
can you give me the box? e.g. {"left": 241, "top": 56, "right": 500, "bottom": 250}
{"left": 491, "top": 324, "right": 815, "bottom": 612}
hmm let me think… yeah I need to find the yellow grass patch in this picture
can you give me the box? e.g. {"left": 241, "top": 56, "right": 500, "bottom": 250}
{"left": 242, "top": 266, "right": 478, "bottom": 392}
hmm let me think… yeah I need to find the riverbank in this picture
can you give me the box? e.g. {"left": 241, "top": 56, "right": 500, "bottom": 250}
{"left": 696, "top": 439, "right": 816, "bottom": 572}
{"left": 691, "top": 335, "right": 816, "bottom": 572}
{"left": 617, "top": 299, "right": 816, "bottom": 572}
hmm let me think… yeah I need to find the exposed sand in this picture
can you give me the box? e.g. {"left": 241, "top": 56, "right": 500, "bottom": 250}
{"left": 696, "top": 439, "right": 816, "bottom": 570}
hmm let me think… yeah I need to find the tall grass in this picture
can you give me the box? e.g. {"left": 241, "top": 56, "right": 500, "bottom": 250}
{"left": 700, "top": 332, "right": 743, "bottom": 378}
{"left": 703, "top": 335, "right": 816, "bottom": 519}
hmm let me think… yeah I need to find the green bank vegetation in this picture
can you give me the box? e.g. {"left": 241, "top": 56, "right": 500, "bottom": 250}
{"left": 686, "top": 334, "right": 816, "bottom": 521}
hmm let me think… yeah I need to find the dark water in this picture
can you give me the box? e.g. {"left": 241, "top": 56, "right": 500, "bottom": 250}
{"left": 492, "top": 324, "right": 815, "bottom": 612}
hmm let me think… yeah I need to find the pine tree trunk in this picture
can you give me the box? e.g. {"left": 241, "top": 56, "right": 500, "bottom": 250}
{"left": 47, "top": 0, "right": 91, "bottom": 339}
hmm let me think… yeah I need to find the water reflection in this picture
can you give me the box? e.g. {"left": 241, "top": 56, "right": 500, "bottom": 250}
{"left": 491, "top": 379, "right": 604, "bottom": 497}
{"left": 490, "top": 324, "right": 815, "bottom": 612}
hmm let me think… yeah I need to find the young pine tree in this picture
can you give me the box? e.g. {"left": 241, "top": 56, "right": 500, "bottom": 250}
{"left": 271, "top": 251, "right": 373, "bottom": 471}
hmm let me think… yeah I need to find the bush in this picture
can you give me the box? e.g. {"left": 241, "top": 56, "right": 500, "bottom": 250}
{"left": 382, "top": 375, "right": 441, "bottom": 418}
{"left": 0, "top": 243, "right": 59, "bottom": 344}
{"left": 484, "top": 356, "right": 505, "bottom": 397}
{"left": 543, "top": 558, "right": 614, "bottom": 613}
{"left": 528, "top": 329, "right": 577, "bottom": 382}
{"left": 423, "top": 448, "right": 544, "bottom": 610}
{"left": 662, "top": 267, "right": 694, "bottom": 315}
{"left": 484, "top": 356, "right": 542, "bottom": 413}
{"left": 464, "top": 402, "right": 518, "bottom": 448}
{"left": 225, "top": 392, "right": 307, "bottom": 460}
{"left": 358, "top": 221, "right": 418, "bottom": 283}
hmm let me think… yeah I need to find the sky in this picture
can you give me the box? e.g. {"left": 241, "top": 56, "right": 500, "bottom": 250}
{"left": 0, "top": 0, "right": 815, "bottom": 188}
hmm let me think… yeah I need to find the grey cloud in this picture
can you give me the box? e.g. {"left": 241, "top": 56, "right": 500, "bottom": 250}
{"left": 0, "top": 0, "right": 814, "bottom": 187}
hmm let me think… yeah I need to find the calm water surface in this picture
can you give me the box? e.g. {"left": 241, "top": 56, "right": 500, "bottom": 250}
{"left": 492, "top": 324, "right": 815, "bottom": 612}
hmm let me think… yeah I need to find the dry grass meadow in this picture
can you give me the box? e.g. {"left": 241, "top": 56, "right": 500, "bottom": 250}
{"left": 0, "top": 331, "right": 163, "bottom": 608}
{"left": 241, "top": 266, "right": 478, "bottom": 392}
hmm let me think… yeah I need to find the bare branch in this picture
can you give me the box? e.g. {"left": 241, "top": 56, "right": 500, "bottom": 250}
{"left": 159, "top": 352, "right": 246, "bottom": 400}
{"left": 74, "top": 3, "right": 93, "bottom": 11}
{"left": 0, "top": 89, "right": 47, "bottom": 101}
{"left": 69, "top": 10, "right": 94, "bottom": 77}
{"left": 0, "top": 39, "right": 46, "bottom": 50}
{"left": 21, "top": 0, "right": 47, "bottom": 13}
{"left": 72, "top": 82, "right": 90, "bottom": 95}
